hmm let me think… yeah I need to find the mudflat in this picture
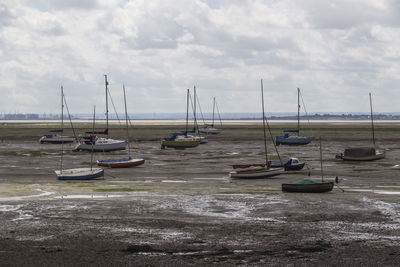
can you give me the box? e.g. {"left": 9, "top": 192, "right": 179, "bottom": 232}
{"left": 0, "top": 121, "right": 399, "bottom": 266}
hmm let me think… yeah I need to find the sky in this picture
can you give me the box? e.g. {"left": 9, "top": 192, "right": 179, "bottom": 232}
{"left": 1, "top": 0, "right": 400, "bottom": 115}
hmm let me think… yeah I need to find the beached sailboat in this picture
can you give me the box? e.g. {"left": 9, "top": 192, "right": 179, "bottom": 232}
{"left": 55, "top": 103, "right": 104, "bottom": 180}
{"left": 97, "top": 85, "right": 145, "bottom": 168}
{"left": 336, "top": 93, "right": 385, "bottom": 161}
{"left": 276, "top": 88, "right": 313, "bottom": 145}
{"left": 75, "top": 75, "right": 126, "bottom": 152}
{"left": 230, "top": 80, "right": 284, "bottom": 179}
{"left": 190, "top": 86, "right": 208, "bottom": 144}
{"left": 282, "top": 136, "right": 334, "bottom": 193}
{"left": 39, "top": 86, "right": 75, "bottom": 144}
{"left": 198, "top": 97, "right": 222, "bottom": 134}
{"left": 161, "top": 89, "right": 201, "bottom": 149}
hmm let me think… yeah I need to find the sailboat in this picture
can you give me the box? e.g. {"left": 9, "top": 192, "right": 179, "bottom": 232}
{"left": 55, "top": 96, "right": 104, "bottom": 180}
{"left": 188, "top": 86, "right": 208, "bottom": 144}
{"left": 39, "top": 86, "right": 75, "bottom": 144}
{"left": 75, "top": 75, "right": 126, "bottom": 152}
{"left": 336, "top": 93, "right": 385, "bottom": 161}
{"left": 161, "top": 89, "right": 201, "bottom": 149}
{"left": 275, "top": 88, "right": 313, "bottom": 145}
{"left": 97, "top": 85, "right": 145, "bottom": 168}
{"left": 198, "top": 97, "right": 221, "bottom": 134}
{"left": 282, "top": 136, "right": 334, "bottom": 193}
{"left": 229, "top": 80, "right": 284, "bottom": 179}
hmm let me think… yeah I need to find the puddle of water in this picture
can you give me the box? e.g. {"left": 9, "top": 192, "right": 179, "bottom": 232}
{"left": 54, "top": 194, "right": 125, "bottom": 199}
{"left": 0, "top": 190, "right": 53, "bottom": 201}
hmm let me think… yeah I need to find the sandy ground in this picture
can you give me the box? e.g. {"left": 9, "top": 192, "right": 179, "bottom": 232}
{"left": 0, "top": 122, "right": 399, "bottom": 266}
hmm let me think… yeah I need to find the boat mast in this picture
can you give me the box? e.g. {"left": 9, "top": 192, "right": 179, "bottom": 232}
{"left": 185, "top": 89, "right": 189, "bottom": 136}
{"left": 319, "top": 135, "right": 324, "bottom": 181}
{"left": 297, "top": 88, "right": 300, "bottom": 135}
{"left": 61, "top": 86, "right": 64, "bottom": 134}
{"left": 90, "top": 105, "right": 96, "bottom": 171}
{"left": 123, "top": 84, "right": 131, "bottom": 159}
{"left": 60, "top": 86, "right": 64, "bottom": 173}
{"left": 261, "top": 79, "right": 269, "bottom": 167}
{"left": 194, "top": 86, "right": 197, "bottom": 133}
{"left": 212, "top": 97, "right": 215, "bottom": 126}
{"left": 104, "top": 75, "right": 109, "bottom": 136}
{"left": 369, "top": 92, "right": 376, "bottom": 148}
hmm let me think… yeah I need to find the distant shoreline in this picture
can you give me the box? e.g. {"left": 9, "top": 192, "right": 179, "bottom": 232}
{"left": 1, "top": 119, "right": 400, "bottom": 126}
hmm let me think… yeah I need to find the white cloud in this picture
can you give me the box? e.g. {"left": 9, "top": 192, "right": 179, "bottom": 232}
{"left": 0, "top": 0, "right": 399, "bottom": 114}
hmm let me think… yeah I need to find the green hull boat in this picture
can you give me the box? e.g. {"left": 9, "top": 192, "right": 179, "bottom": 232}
{"left": 282, "top": 179, "right": 334, "bottom": 193}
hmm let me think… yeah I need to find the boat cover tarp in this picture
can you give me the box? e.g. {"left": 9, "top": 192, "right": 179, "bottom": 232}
{"left": 49, "top": 129, "right": 63, "bottom": 133}
{"left": 271, "top": 157, "right": 291, "bottom": 167}
{"left": 344, "top": 148, "right": 376, "bottom": 157}
{"left": 283, "top": 129, "right": 299, "bottom": 133}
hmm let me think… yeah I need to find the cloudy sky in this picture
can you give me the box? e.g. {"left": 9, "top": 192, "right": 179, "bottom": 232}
{"left": 1, "top": 0, "right": 399, "bottom": 115}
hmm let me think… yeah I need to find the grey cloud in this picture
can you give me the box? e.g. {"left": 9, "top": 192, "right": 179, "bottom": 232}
{"left": 118, "top": 13, "right": 185, "bottom": 50}
{"left": 25, "top": 0, "right": 99, "bottom": 11}
{"left": 296, "top": 0, "right": 400, "bottom": 29}
{"left": 0, "top": 3, "right": 14, "bottom": 26}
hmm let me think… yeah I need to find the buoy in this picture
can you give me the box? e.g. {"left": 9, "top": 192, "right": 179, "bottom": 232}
{"left": 132, "top": 145, "right": 136, "bottom": 149}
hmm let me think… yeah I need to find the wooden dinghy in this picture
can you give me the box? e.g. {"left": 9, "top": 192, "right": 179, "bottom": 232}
{"left": 97, "top": 157, "right": 145, "bottom": 168}
{"left": 55, "top": 167, "right": 104, "bottom": 180}
{"left": 282, "top": 179, "right": 334, "bottom": 193}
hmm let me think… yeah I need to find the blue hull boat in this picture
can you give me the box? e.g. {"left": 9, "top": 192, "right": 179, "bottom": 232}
{"left": 276, "top": 133, "right": 313, "bottom": 146}
{"left": 55, "top": 168, "right": 104, "bottom": 180}
{"left": 276, "top": 88, "right": 313, "bottom": 146}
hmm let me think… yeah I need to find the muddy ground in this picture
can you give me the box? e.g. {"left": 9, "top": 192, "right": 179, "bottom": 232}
{"left": 0, "top": 122, "right": 399, "bottom": 266}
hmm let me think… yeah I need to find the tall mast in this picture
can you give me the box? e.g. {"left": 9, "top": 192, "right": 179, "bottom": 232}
{"left": 185, "top": 89, "right": 189, "bottom": 135}
{"left": 104, "top": 75, "right": 109, "bottom": 135}
{"left": 261, "top": 79, "right": 269, "bottom": 166}
{"left": 61, "top": 86, "right": 64, "bottom": 133}
{"left": 60, "top": 86, "right": 64, "bottom": 173}
{"left": 194, "top": 86, "right": 197, "bottom": 132}
{"left": 297, "top": 88, "right": 300, "bottom": 135}
{"left": 123, "top": 84, "right": 131, "bottom": 159}
{"left": 369, "top": 92, "right": 375, "bottom": 147}
{"left": 212, "top": 97, "right": 215, "bottom": 126}
{"left": 90, "top": 105, "right": 96, "bottom": 171}
{"left": 319, "top": 135, "right": 324, "bottom": 181}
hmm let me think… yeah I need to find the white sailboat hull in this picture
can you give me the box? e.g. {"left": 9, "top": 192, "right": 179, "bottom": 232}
{"left": 198, "top": 127, "right": 221, "bottom": 134}
{"left": 75, "top": 138, "right": 127, "bottom": 152}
